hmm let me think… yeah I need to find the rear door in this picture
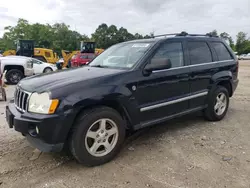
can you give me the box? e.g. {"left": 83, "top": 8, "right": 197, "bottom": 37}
{"left": 186, "top": 40, "right": 216, "bottom": 109}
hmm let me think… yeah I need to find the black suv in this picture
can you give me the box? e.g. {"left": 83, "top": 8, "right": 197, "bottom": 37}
{"left": 6, "top": 32, "right": 239, "bottom": 166}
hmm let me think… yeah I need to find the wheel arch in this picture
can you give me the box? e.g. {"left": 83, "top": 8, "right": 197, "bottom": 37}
{"left": 211, "top": 71, "right": 233, "bottom": 97}
{"left": 63, "top": 99, "right": 133, "bottom": 153}
{"left": 217, "top": 80, "right": 232, "bottom": 97}
{"left": 43, "top": 67, "right": 53, "bottom": 73}
{"left": 4, "top": 65, "right": 24, "bottom": 74}
{"left": 72, "top": 99, "right": 132, "bottom": 130}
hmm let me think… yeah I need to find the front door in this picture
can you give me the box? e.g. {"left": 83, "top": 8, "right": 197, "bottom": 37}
{"left": 135, "top": 41, "right": 190, "bottom": 124}
{"left": 31, "top": 59, "right": 43, "bottom": 74}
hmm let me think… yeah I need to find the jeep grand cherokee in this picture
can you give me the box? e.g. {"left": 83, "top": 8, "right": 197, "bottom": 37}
{"left": 6, "top": 32, "right": 239, "bottom": 166}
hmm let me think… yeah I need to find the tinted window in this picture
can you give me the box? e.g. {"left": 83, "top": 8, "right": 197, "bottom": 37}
{"left": 188, "top": 42, "right": 212, "bottom": 65}
{"left": 45, "top": 52, "right": 51, "bottom": 58}
{"left": 31, "top": 59, "right": 42, "bottom": 64}
{"left": 88, "top": 54, "right": 95, "bottom": 59}
{"left": 80, "top": 55, "right": 88, "bottom": 59}
{"left": 212, "top": 42, "right": 232, "bottom": 61}
{"left": 152, "top": 42, "right": 184, "bottom": 68}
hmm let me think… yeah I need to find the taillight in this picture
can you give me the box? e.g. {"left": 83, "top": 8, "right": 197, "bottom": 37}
{"left": 27, "top": 61, "right": 33, "bottom": 68}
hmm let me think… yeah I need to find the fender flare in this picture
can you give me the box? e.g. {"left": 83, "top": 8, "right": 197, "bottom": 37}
{"left": 211, "top": 71, "right": 232, "bottom": 83}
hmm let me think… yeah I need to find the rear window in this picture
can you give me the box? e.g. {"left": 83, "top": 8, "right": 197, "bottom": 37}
{"left": 80, "top": 55, "right": 88, "bottom": 59}
{"left": 188, "top": 41, "right": 212, "bottom": 65}
{"left": 211, "top": 42, "right": 233, "bottom": 61}
{"left": 87, "top": 54, "right": 95, "bottom": 59}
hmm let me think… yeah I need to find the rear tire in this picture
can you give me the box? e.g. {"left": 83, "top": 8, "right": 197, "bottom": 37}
{"left": 69, "top": 107, "right": 126, "bottom": 166}
{"left": 204, "top": 86, "right": 229, "bottom": 121}
{"left": 6, "top": 69, "right": 24, "bottom": 85}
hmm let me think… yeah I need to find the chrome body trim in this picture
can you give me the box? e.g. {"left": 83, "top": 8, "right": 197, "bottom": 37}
{"left": 140, "top": 91, "right": 208, "bottom": 112}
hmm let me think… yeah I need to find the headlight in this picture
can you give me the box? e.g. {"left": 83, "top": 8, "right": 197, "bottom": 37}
{"left": 28, "top": 92, "right": 59, "bottom": 114}
{"left": 27, "top": 61, "right": 33, "bottom": 68}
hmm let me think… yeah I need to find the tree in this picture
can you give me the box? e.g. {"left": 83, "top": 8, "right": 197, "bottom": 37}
{"left": 236, "top": 32, "right": 250, "bottom": 54}
{"left": 92, "top": 24, "right": 136, "bottom": 49}
{"left": 1, "top": 19, "right": 89, "bottom": 54}
{"left": 220, "top": 32, "right": 235, "bottom": 50}
{"left": 2, "top": 19, "right": 249, "bottom": 55}
{"left": 207, "top": 30, "right": 218, "bottom": 36}
{"left": 134, "top": 33, "right": 144, "bottom": 39}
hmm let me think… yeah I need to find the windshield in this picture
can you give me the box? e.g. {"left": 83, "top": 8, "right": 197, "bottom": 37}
{"left": 72, "top": 55, "right": 77, "bottom": 59}
{"left": 31, "top": 58, "right": 43, "bottom": 64}
{"left": 89, "top": 42, "right": 153, "bottom": 69}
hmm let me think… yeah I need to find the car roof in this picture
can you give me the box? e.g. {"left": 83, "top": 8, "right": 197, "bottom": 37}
{"left": 0, "top": 57, "right": 28, "bottom": 62}
{"left": 128, "top": 36, "right": 222, "bottom": 43}
{"left": 1, "top": 56, "right": 31, "bottom": 60}
{"left": 123, "top": 33, "right": 223, "bottom": 45}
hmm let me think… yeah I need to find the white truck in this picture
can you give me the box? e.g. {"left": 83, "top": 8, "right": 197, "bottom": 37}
{"left": 0, "top": 57, "right": 34, "bottom": 84}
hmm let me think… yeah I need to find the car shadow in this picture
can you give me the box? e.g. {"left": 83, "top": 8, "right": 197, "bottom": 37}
{"left": 124, "top": 111, "right": 206, "bottom": 146}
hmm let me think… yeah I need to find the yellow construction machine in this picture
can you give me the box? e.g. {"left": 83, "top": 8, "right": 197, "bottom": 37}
{"left": 3, "top": 40, "right": 59, "bottom": 64}
{"left": 4, "top": 40, "right": 104, "bottom": 67}
{"left": 61, "top": 41, "right": 104, "bottom": 67}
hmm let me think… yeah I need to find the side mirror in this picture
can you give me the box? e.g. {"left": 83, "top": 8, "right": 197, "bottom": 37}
{"left": 144, "top": 58, "right": 172, "bottom": 73}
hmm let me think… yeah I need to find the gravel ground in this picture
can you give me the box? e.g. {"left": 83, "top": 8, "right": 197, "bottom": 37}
{"left": 0, "top": 61, "right": 250, "bottom": 188}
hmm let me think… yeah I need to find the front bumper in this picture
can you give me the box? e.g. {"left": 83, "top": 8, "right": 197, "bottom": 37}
{"left": 231, "top": 78, "right": 239, "bottom": 95}
{"left": 6, "top": 101, "right": 75, "bottom": 152}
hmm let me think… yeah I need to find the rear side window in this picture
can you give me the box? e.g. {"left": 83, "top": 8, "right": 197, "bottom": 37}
{"left": 188, "top": 42, "right": 212, "bottom": 65}
{"left": 211, "top": 42, "right": 233, "bottom": 61}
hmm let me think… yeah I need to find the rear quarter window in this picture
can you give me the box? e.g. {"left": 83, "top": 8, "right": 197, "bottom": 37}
{"left": 211, "top": 42, "right": 233, "bottom": 61}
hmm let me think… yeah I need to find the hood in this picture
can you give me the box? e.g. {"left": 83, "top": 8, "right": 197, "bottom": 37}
{"left": 19, "top": 66, "right": 125, "bottom": 92}
{"left": 44, "top": 62, "right": 56, "bottom": 67}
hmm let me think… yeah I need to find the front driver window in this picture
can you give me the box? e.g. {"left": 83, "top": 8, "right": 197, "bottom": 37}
{"left": 151, "top": 42, "right": 184, "bottom": 68}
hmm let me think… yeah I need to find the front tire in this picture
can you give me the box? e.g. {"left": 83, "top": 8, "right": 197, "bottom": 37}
{"left": 69, "top": 107, "right": 126, "bottom": 166}
{"left": 43, "top": 67, "right": 53, "bottom": 73}
{"left": 204, "top": 86, "right": 229, "bottom": 121}
{"left": 6, "top": 69, "right": 24, "bottom": 84}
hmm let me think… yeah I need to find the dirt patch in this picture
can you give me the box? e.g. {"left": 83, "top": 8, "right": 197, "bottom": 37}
{"left": 0, "top": 61, "right": 250, "bottom": 188}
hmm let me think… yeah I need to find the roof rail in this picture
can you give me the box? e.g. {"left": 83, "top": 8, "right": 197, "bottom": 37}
{"left": 153, "top": 31, "right": 218, "bottom": 38}
{"left": 153, "top": 33, "right": 181, "bottom": 38}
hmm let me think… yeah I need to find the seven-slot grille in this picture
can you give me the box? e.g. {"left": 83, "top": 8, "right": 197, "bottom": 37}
{"left": 14, "top": 87, "right": 30, "bottom": 112}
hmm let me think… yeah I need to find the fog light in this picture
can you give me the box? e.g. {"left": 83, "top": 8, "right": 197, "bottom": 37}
{"left": 36, "top": 126, "right": 39, "bottom": 134}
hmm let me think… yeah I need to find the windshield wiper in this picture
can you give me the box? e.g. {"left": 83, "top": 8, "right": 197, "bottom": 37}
{"left": 90, "top": 65, "right": 107, "bottom": 68}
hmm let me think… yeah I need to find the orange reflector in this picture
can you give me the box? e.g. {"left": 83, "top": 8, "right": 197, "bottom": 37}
{"left": 48, "top": 99, "right": 59, "bottom": 114}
